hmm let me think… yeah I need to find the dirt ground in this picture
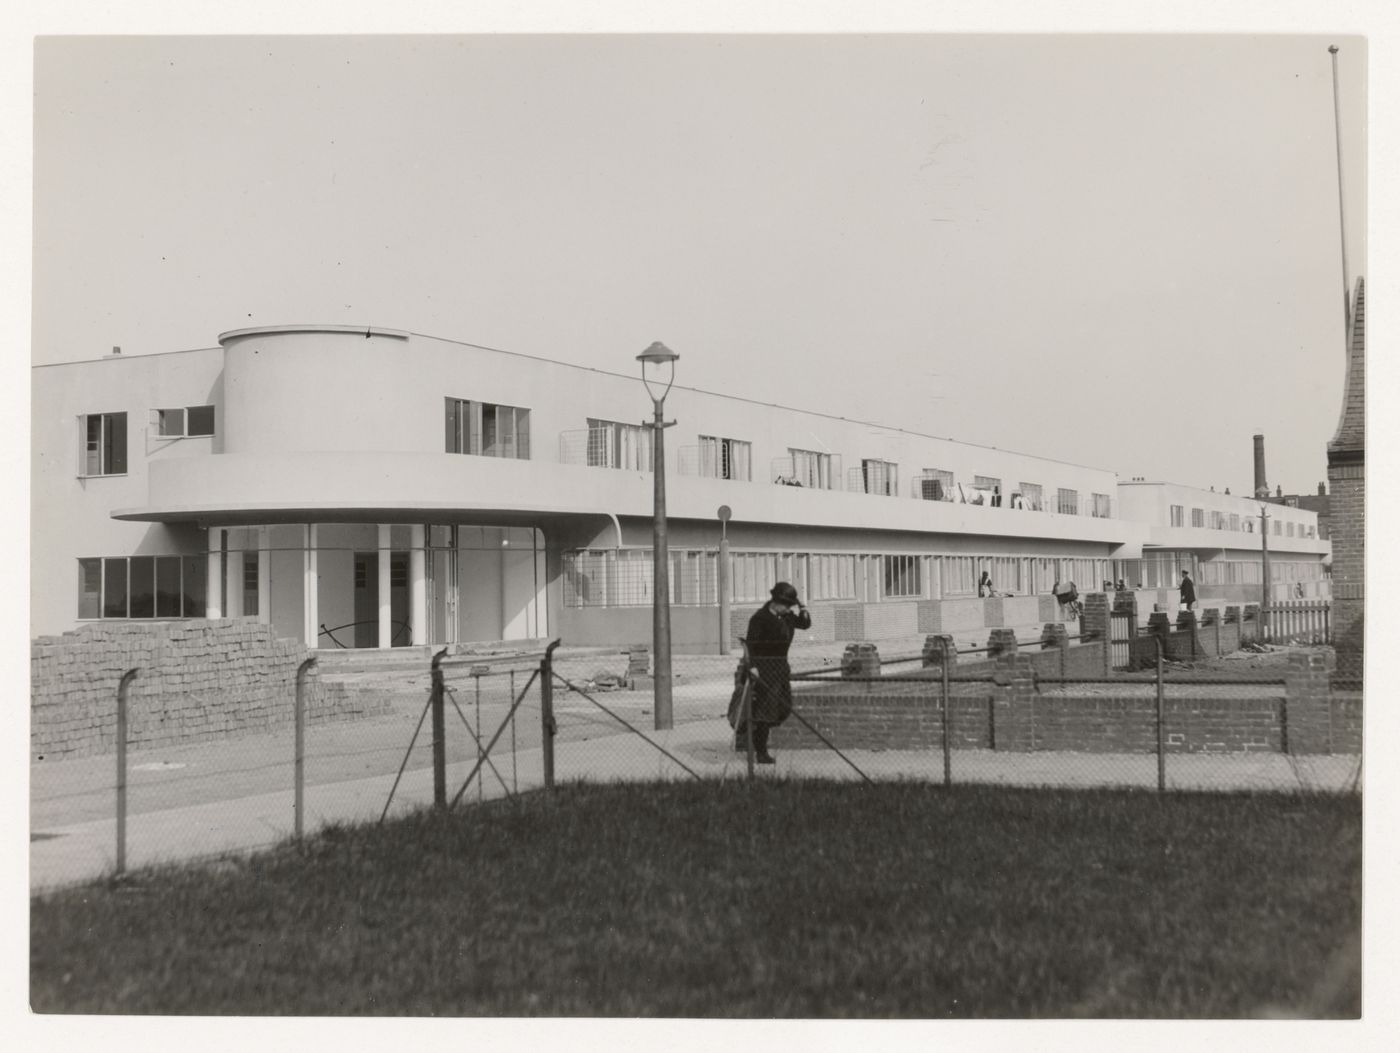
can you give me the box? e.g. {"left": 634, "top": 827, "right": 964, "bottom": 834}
{"left": 1165, "top": 641, "right": 1337, "bottom": 676}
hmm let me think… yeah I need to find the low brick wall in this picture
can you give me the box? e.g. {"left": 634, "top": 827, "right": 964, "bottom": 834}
{"left": 31, "top": 620, "right": 391, "bottom": 761}
{"left": 774, "top": 648, "right": 1358, "bottom": 756}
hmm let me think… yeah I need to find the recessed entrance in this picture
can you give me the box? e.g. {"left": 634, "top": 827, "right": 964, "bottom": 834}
{"left": 352, "top": 551, "right": 411, "bottom": 647}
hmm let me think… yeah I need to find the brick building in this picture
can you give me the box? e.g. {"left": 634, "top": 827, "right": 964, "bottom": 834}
{"left": 1326, "top": 277, "right": 1364, "bottom": 683}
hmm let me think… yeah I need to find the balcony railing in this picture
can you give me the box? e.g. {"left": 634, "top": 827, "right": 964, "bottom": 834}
{"left": 677, "top": 445, "right": 753, "bottom": 481}
{"left": 770, "top": 454, "right": 843, "bottom": 490}
{"left": 847, "top": 466, "right": 899, "bottom": 497}
{"left": 903, "top": 478, "right": 1114, "bottom": 518}
{"left": 558, "top": 428, "right": 654, "bottom": 471}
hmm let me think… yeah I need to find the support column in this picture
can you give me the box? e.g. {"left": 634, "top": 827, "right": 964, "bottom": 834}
{"left": 225, "top": 540, "right": 245, "bottom": 619}
{"left": 257, "top": 526, "right": 271, "bottom": 624}
{"left": 303, "top": 524, "right": 319, "bottom": 648}
{"left": 377, "top": 524, "right": 392, "bottom": 648}
{"left": 205, "top": 528, "right": 224, "bottom": 619}
{"left": 410, "top": 524, "right": 427, "bottom": 646}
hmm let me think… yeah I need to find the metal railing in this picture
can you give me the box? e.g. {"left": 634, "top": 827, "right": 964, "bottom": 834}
{"left": 557, "top": 428, "right": 654, "bottom": 471}
{"left": 770, "top": 454, "right": 843, "bottom": 489}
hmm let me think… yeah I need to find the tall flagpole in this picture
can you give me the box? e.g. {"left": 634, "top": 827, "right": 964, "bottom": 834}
{"left": 1327, "top": 44, "right": 1352, "bottom": 337}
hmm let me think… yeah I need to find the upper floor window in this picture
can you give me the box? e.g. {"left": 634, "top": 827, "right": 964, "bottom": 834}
{"left": 80, "top": 412, "right": 127, "bottom": 476}
{"left": 1191, "top": 507, "right": 1205, "bottom": 528}
{"left": 1170, "top": 504, "right": 1185, "bottom": 527}
{"left": 698, "top": 435, "right": 751, "bottom": 481}
{"left": 446, "top": 398, "right": 531, "bottom": 459}
{"left": 586, "top": 418, "right": 652, "bottom": 471}
{"left": 1286, "top": 521, "right": 1296, "bottom": 537}
{"left": 1273, "top": 520, "right": 1282, "bottom": 536}
{"left": 154, "top": 405, "right": 215, "bottom": 437}
{"left": 915, "top": 469, "right": 954, "bottom": 501}
{"left": 972, "top": 475, "right": 1003, "bottom": 506}
{"left": 1228, "top": 513, "right": 1240, "bottom": 532}
{"left": 1091, "top": 493, "right": 1112, "bottom": 518}
{"left": 1016, "top": 482, "right": 1043, "bottom": 511}
{"left": 1210, "top": 510, "right": 1225, "bottom": 530}
{"left": 1056, "top": 488, "right": 1079, "bottom": 515}
{"left": 785, "top": 448, "right": 837, "bottom": 490}
{"left": 860, "top": 459, "right": 898, "bottom": 496}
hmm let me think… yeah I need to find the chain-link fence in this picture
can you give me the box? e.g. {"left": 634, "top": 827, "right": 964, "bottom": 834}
{"left": 31, "top": 648, "right": 560, "bottom": 891}
{"left": 765, "top": 638, "right": 1362, "bottom": 793}
{"left": 31, "top": 633, "right": 1361, "bottom": 892}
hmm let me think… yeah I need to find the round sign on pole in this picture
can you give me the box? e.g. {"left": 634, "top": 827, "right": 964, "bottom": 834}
{"left": 717, "top": 505, "right": 732, "bottom": 523}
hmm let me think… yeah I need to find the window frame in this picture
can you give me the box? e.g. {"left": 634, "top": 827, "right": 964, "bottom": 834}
{"left": 78, "top": 554, "right": 208, "bottom": 620}
{"left": 916, "top": 468, "right": 955, "bottom": 502}
{"left": 860, "top": 458, "right": 898, "bottom": 496}
{"left": 153, "top": 405, "right": 216, "bottom": 438}
{"left": 698, "top": 434, "right": 752, "bottom": 481}
{"left": 584, "top": 418, "right": 653, "bottom": 471}
{"left": 446, "top": 397, "right": 532, "bottom": 460}
{"left": 786, "top": 448, "right": 836, "bottom": 490}
{"left": 79, "top": 411, "right": 128, "bottom": 477}
{"left": 881, "top": 554, "right": 923, "bottom": 598}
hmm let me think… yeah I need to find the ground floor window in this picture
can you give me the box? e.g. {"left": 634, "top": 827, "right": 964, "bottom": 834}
{"left": 78, "top": 555, "right": 207, "bottom": 620}
{"left": 562, "top": 547, "right": 1115, "bottom": 607}
{"left": 882, "top": 555, "right": 923, "bottom": 598}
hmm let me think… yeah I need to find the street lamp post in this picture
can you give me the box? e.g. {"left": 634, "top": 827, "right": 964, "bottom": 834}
{"left": 1259, "top": 504, "right": 1272, "bottom": 642}
{"left": 638, "top": 341, "right": 679, "bottom": 730}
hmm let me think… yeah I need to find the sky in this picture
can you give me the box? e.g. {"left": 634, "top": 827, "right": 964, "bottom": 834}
{"left": 26, "top": 28, "right": 1369, "bottom": 497}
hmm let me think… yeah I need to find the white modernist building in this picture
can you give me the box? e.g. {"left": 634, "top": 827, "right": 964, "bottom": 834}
{"left": 30, "top": 324, "right": 1329, "bottom": 650}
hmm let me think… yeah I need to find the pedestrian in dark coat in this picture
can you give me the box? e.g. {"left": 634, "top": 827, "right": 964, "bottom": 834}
{"left": 736, "top": 581, "right": 812, "bottom": 764}
{"left": 1180, "top": 571, "right": 1197, "bottom": 611}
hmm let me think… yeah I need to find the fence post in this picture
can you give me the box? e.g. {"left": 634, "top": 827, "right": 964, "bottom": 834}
{"left": 941, "top": 636, "right": 954, "bottom": 787}
{"left": 430, "top": 648, "right": 448, "bottom": 810}
{"left": 115, "top": 668, "right": 138, "bottom": 876}
{"left": 294, "top": 656, "right": 316, "bottom": 840}
{"left": 1155, "top": 636, "right": 1166, "bottom": 793}
{"left": 541, "top": 640, "right": 560, "bottom": 790}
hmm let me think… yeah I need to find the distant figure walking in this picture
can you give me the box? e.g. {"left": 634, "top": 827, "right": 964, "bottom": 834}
{"left": 735, "top": 582, "right": 812, "bottom": 765}
{"left": 978, "top": 571, "right": 994, "bottom": 598}
{"left": 1180, "top": 571, "right": 1196, "bottom": 612}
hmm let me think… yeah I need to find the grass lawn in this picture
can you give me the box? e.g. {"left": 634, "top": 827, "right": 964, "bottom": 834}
{"left": 30, "top": 780, "right": 1360, "bottom": 1018}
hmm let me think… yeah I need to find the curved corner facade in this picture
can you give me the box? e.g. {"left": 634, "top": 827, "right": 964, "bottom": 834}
{"left": 31, "top": 325, "right": 1330, "bottom": 650}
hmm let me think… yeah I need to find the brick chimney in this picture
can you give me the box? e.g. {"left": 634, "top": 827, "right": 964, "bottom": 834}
{"left": 1253, "top": 434, "right": 1268, "bottom": 499}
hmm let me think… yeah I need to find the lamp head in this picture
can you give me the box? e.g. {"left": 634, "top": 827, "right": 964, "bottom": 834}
{"left": 637, "top": 341, "right": 679, "bottom": 403}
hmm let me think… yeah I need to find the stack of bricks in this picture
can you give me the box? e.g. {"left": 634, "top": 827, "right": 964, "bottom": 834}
{"left": 30, "top": 620, "right": 390, "bottom": 761}
{"left": 626, "top": 644, "right": 651, "bottom": 688}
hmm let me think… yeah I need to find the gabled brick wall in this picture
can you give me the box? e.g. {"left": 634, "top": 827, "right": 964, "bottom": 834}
{"left": 1326, "top": 277, "right": 1365, "bottom": 683}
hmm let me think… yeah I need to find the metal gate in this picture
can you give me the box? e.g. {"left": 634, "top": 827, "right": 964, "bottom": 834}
{"left": 1110, "top": 612, "right": 1135, "bottom": 670}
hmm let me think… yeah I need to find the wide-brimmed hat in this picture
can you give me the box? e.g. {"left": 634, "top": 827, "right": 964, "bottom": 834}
{"left": 770, "top": 582, "right": 801, "bottom": 605}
